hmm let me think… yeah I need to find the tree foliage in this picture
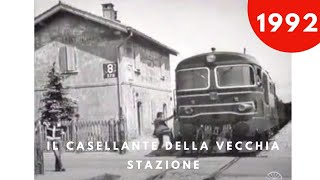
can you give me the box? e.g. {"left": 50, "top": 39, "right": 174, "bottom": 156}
{"left": 40, "top": 63, "right": 78, "bottom": 123}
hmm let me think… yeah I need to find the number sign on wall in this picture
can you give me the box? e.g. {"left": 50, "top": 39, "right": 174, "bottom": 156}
{"left": 103, "top": 63, "right": 118, "bottom": 79}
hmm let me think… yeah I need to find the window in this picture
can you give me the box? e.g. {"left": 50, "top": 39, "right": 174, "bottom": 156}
{"left": 123, "top": 42, "right": 134, "bottom": 58}
{"left": 256, "top": 66, "right": 262, "bottom": 83}
{"left": 215, "top": 65, "right": 255, "bottom": 88}
{"left": 176, "top": 67, "right": 209, "bottom": 91}
{"left": 59, "top": 46, "right": 78, "bottom": 73}
{"left": 160, "top": 61, "right": 166, "bottom": 80}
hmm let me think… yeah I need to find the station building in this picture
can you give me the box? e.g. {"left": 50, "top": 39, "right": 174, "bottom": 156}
{"left": 34, "top": 2, "right": 178, "bottom": 139}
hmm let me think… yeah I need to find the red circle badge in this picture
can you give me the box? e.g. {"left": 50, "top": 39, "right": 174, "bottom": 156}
{"left": 248, "top": 0, "right": 320, "bottom": 53}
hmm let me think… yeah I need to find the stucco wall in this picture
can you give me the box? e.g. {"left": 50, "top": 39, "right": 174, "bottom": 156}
{"left": 35, "top": 11, "right": 174, "bottom": 139}
{"left": 121, "top": 85, "right": 174, "bottom": 138}
{"left": 35, "top": 12, "right": 121, "bottom": 61}
{"left": 119, "top": 43, "right": 174, "bottom": 138}
{"left": 35, "top": 41, "right": 119, "bottom": 121}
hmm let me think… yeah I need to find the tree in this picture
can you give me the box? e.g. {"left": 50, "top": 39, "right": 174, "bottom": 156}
{"left": 40, "top": 62, "right": 78, "bottom": 124}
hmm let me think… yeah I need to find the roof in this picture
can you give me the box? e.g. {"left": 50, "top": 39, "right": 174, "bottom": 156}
{"left": 176, "top": 51, "right": 260, "bottom": 69}
{"left": 34, "top": 1, "right": 178, "bottom": 56}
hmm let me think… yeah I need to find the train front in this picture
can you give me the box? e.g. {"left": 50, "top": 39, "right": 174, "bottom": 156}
{"left": 174, "top": 52, "right": 263, "bottom": 140}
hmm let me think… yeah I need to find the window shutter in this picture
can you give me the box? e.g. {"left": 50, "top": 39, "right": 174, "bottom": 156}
{"left": 59, "top": 46, "right": 67, "bottom": 73}
{"left": 66, "top": 46, "right": 77, "bottom": 71}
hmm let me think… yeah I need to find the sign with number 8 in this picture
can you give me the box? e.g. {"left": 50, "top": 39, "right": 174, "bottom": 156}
{"left": 248, "top": 0, "right": 320, "bottom": 52}
{"left": 103, "top": 63, "right": 118, "bottom": 79}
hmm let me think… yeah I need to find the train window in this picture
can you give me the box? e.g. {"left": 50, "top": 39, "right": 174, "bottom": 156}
{"left": 256, "top": 66, "right": 262, "bottom": 85}
{"left": 176, "top": 67, "right": 209, "bottom": 91}
{"left": 215, "top": 65, "right": 255, "bottom": 88}
{"left": 256, "top": 67, "right": 262, "bottom": 78}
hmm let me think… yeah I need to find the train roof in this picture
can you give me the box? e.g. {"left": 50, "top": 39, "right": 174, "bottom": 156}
{"left": 176, "top": 51, "right": 260, "bottom": 69}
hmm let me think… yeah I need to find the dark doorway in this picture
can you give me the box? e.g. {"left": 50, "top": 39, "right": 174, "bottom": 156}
{"left": 137, "top": 102, "right": 142, "bottom": 135}
{"left": 163, "top": 103, "right": 167, "bottom": 118}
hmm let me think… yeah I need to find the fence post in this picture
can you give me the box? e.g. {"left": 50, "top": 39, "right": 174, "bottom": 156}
{"left": 108, "top": 120, "right": 113, "bottom": 150}
{"left": 71, "top": 120, "right": 76, "bottom": 152}
{"left": 113, "top": 120, "right": 117, "bottom": 150}
{"left": 34, "top": 123, "right": 44, "bottom": 175}
{"left": 118, "top": 117, "right": 126, "bottom": 154}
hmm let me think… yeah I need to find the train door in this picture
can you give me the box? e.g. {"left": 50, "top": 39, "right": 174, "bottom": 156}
{"left": 172, "top": 90, "right": 180, "bottom": 139}
{"left": 262, "top": 73, "right": 271, "bottom": 119}
{"left": 137, "top": 102, "right": 142, "bottom": 135}
{"left": 270, "top": 83, "right": 279, "bottom": 122}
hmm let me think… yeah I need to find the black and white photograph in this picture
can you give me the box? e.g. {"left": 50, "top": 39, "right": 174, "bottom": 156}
{"left": 33, "top": 0, "right": 292, "bottom": 179}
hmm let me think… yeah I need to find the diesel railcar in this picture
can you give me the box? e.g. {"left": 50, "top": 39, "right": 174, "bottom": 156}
{"left": 173, "top": 50, "right": 280, "bottom": 152}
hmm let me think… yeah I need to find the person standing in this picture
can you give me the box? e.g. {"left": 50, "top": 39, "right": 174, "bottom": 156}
{"left": 153, "top": 112, "right": 175, "bottom": 150}
{"left": 43, "top": 120, "right": 67, "bottom": 172}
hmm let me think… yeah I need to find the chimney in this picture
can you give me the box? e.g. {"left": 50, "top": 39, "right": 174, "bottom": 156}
{"left": 102, "top": 3, "right": 118, "bottom": 21}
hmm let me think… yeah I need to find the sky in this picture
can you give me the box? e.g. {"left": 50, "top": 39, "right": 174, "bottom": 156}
{"left": 35, "top": 0, "right": 292, "bottom": 102}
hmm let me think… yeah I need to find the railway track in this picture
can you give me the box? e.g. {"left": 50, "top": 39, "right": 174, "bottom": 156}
{"left": 144, "top": 127, "right": 283, "bottom": 180}
{"left": 145, "top": 158, "right": 199, "bottom": 180}
{"left": 144, "top": 140, "right": 274, "bottom": 180}
{"left": 145, "top": 156, "right": 241, "bottom": 180}
{"left": 203, "top": 157, "right": 241, "bottom": 180}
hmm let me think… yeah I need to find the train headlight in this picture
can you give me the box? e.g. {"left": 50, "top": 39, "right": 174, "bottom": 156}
{"left": 206, "top": 54, "right": 216, "bottom": 63}
{"left": 209, "top": 92, "right": 218, "bottom": 101}
{"left": 238, "top": 103, "right": 253, "bottom": 112}
{"left": 184, "top": 107, "right": 194, "bottom": 115}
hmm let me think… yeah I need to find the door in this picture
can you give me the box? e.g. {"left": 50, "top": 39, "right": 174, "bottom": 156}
{"left": 262, "top": 73, "right": 270, "bottom": 105}
{"left": 137, "top": 102, "right": 142, "bottom": 135}
{"left": 262, "top": 73, "right": 271, "bottom": 120}
{"left": 163, "top": 103, "right": 167, "bottom": 118}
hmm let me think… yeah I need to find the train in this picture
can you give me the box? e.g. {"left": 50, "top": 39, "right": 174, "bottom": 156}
{"left": 173, "top": 49, "right": 290, "bottom": 154}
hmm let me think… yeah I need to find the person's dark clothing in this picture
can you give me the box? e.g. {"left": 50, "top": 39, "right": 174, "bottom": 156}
{"left": 43, "top": 121, "right": 66, "bottom": 171}
{"left": 153, "top": 115, "right": 175, "bottom": 150}
{"left": 52, "top": 140, "right": 64, "bottom": 171}
{"left": 157, "top": 130, "right": 174, "bottom": 150}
